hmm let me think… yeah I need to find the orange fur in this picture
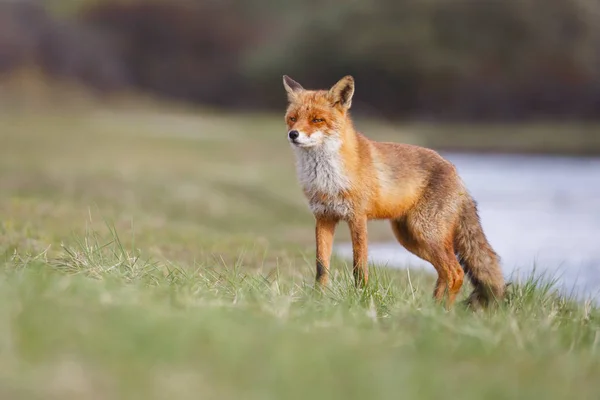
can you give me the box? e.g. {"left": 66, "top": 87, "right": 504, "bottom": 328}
{"left": 283, "top": 75, "right": 505, "bottom": 309}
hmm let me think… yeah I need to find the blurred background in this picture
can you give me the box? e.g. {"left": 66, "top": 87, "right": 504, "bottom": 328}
{"left": 2, "top": 0, "right": 600, "bottom": 125}
{"left": 1, "top": 0, "right": 600, "bottom": 299}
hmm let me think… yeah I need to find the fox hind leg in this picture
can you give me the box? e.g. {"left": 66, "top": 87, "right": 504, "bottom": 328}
{"left": 432, "top": 246, "right": 464, "bottom": 308}
{"left": 390, "top": 217, "right": 464, "bottom": 308}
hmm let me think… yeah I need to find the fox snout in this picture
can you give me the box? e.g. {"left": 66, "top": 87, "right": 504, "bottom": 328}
{"left": 287, "top": 129, "right": 324, "bottom": 148}
{"left": 288, "top": 130, "right": 301, "bottom": 146}
{"left": 288, "top": 130, "right": 299, "bottom": 141}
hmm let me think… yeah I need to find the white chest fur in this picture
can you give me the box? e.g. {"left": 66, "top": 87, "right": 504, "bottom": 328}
{"left": 292, "top": 137, "right": 353, "bottom": 219}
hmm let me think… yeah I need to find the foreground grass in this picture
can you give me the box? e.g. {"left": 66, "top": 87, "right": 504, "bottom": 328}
{"left": 1, "top": 100, "right": 599, "bottom": 399}
{"left": 2, "top": 228, "right": 599, "bottom": 400}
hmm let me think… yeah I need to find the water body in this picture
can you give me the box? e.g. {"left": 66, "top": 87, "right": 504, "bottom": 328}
{"left": 335, "top": 153, "right": 600, "bottom": 302}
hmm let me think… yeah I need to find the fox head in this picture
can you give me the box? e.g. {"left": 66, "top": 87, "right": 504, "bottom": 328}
{"left": 282, "top": 75, "right": 355, "bottom": 148}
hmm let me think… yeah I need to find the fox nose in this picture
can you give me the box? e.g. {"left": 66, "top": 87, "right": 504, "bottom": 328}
{"left": 288, "top": 130, "right": 299, "bottom": 140}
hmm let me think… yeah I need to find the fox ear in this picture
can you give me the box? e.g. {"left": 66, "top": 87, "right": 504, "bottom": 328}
{"left": 283, "top": 75, "right": 304, "bottom": 101}
{"left": 329, "top": 75, "right": 355, "bottom": 109}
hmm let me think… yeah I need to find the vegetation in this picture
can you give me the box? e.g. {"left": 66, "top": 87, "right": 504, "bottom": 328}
{"left": 1, "top": 99, "right": 599, "bottom": 399}
{"left": 4, "top": 0, "right": 600, "bottom": 121}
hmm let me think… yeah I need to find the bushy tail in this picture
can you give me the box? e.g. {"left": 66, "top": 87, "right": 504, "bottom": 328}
{"left": 455, "top": 198, "right": 506, "bottom": 308}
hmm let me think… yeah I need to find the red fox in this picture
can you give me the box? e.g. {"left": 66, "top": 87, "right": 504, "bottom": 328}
{"left": 282, "top": 75, "right": 505, "bottom": 309}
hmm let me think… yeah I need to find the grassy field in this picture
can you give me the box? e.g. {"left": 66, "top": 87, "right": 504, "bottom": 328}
{"left": 1, "top": 99, "right": 599, "bottom": 400}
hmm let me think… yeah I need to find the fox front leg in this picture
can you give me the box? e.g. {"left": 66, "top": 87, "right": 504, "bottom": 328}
{"left": 348, "top": 215, "right": 368, "bottom": 287}
{"left": 315, "top": 217, "right": 337, "bottom": 286}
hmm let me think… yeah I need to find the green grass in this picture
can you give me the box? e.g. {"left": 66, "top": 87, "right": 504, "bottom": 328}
{"left": 1, "top": 100, "right": 599, "bottom": 399}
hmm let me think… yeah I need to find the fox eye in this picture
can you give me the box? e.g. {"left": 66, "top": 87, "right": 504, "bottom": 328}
{"left": 312, "top": 118, "right": 324, "bottom": 123}
{"left": 289, "top": 116, "right": 297, "bottom": 122}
